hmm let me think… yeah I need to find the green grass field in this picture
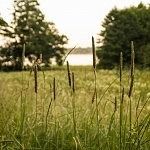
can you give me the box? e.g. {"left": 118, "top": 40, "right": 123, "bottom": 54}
{"left": 0, "top": 67, "right": 150, "bottom": 149}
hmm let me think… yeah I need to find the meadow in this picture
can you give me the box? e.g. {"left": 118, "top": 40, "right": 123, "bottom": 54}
{"left": 0, "top": 66, "right": 150, "bottom": 150}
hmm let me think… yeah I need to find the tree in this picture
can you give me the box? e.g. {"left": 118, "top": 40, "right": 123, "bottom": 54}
{"left": 97, "top": 3, "right": 150, "bottom": 69}
{"left": 0, "top": 16, "right": 9, "bottom": 55}
{"left": 0, "top": 17, "right": 7, "bottom": 26}
{"left": 1, "top": 0, "right": 68, "bottom": 68}
{"left": 0, "top": 16, "right": 10, "bottom": 37}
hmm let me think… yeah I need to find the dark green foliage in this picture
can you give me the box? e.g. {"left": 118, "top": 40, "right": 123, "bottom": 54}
{"left": 0, "top": 16, "right": 11, "bottom": 38}
{"left": 97, "top": 3, "right": 150, "bottom": 69}
{"left": 0, "top": 0, "right": 68, "bottom": 68}
{"left": 0, "top": 17, "right": 7, "bottom": 27}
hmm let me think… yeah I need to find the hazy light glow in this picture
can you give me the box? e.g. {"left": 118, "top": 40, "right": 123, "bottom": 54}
{"left": 65, "top": 54, "right": 93, "bottom": 66}
{"left": 0, "top": 0, "right": 149, "bottom": 47}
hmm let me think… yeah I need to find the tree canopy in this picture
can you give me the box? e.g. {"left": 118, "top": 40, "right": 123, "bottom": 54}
{"left": 97, "top": 3, "right": 150, "bottom": 69}
{"left": 0, "top": 17, "right": 7, "bottom": 26}
{"left": 0, "top": 0, "right": 68, "bottom": 68}
{"left": 0, "top": 16, "right": 9, "bottom": 36}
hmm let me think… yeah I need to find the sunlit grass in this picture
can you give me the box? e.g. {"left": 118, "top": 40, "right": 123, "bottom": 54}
{"left": 0, "top": 67, "right": 150, "bottom": 149}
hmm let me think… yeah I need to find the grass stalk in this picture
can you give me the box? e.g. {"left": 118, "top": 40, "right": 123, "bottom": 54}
{"left": 41, "top": 70, "right": 46, "bottom": 128}
{"left": 92, "top": 36, "right": 96, "bottom": 70}
{"left": 67, "top": 61, "right": 72, "bottom": 87}
{"left": 72, "top": 72, "right": 75, "bottom": 93}
{"left": 70, "top": 71, "right": 77, "bottom": 148}
{"left": 63, "top": 46, "right": 76, "bottom": 63}
{"left": 18, "top": 91, "right": 25, "bottom": 148}
{"left": 120, "top": 87, "right": 124, "bottom": 150}
{"left": 92, "top": 36, "right": 100, "bottom": 149}
{"left": 107, "top": 97, "right": 117, "bottom": 148}
{"left": 71, "top": 77, "right": 76, "bottom": 137}
{"left": 128, "top": 41, "right": 135, "bottom": 150}
{"left": 120, "top": 52, "right": 123, "bottom": 88}
{"left": 128, "top": 41, "right": 135, "bottom": 98}
{"left": 45, "top": 97, "right": 53, "bottom": 133}
{"left": 34, "top": 64, "right": 38, "bottom": 128}
{"left": 119, "top": 52, "right": 123, "bottom": 150}
{"left": 18, "top": 44, "right": 26, "bottom": 148}
{"left": 53, "top": 77, "right": 56, "bottom": 100}
{"left": 34, "top": 64, "right": 38, "bottom": 94}
{"left": 135, "top": 94, "right": 141, "bottom": 150}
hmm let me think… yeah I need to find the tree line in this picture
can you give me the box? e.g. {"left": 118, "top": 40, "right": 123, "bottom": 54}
{"left": 0, "top": 1, "right": 150, "bottom": 70}
{"left": 97, "top": 3, "right": 150, "bottom": 69}
{"left": 0, "top": 0, "right": 68, "bottom": 70}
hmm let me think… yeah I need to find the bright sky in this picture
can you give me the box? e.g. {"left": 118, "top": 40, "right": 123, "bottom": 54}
{"left": 0, "top": 0, "right": 149, "bottom": 47}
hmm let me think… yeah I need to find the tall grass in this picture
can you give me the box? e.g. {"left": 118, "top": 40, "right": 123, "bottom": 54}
{"left": 0, "top": 43, "right": 150, "bottom": 149}
{"left": 0, "top": 69, "right": 150, "bottom": 149}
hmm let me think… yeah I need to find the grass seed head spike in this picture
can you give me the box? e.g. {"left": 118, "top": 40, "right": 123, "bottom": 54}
{"left": 53, "top": 77, "right": 56, "bottom": 100}
{"left": 120, "top": 52, "right": 123, "bottom": 84}
{"left": 128, "top": 41, "right": 135, "bottom": 98}
{"left": 67, "top": 61, "right": 72, "bottom": 87}
{"left": 92, "top": 36, "right": 96, "bottom": 69}
{"left": 34, "top": 64, "right": 38, "bottom": 93}
{"left": 72, "top": 72, "right": 75, "bottom": 93}
{"left": 131, "top": 41, "right": 135, "bottom": 77}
